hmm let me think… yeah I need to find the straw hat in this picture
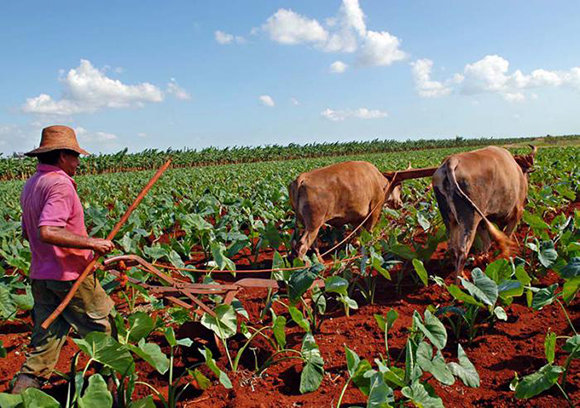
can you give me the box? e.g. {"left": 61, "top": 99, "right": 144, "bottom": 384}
{"left": 25, "top": 125, "right": 90, "bottom": 157}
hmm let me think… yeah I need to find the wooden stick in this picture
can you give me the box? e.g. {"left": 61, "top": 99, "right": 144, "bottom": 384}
{"left": 41, "top": 159, "right": 172, "bottom": 329}
{"left": 382, "top": 166, "right": 438, "bottom": 182}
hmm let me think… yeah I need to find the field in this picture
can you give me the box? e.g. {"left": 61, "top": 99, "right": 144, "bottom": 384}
{"left": 0, "top": 141, "right": 578, "bottom": 407}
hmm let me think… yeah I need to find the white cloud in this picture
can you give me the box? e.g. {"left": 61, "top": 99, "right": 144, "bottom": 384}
{"left": 259, "top": 95, "right": 275, "bottom": 107}
{"left": 290, "top": 97, "right": 300, "bottom": 106}
{"left": 262, "top": 9, "right": 328, "bottom": 45}
{"left": 167, "top": 78, "right": 191, "bottom": 100}
{"left": 321, "top": 107, "right": 388, "bottom": 121}
{"left": 75, "top": 127, "right": 121, "bottom": 153}
{"left": 215, "top": 30, "right": 246, "bottom": 45}
{"left": 330, "top": 61, "right": 348, "bottom": 73}
{"left": 261, "top": 1, "right": 407, "bottom": 68}
{"left": 411, "top": 59, "right": 458, "bottom": 98}
{"left": 341, "top": 0, "right": 366, "bottom": 36}
{"left": 357, "top": 30, "right": 407, "bottom": 67}
{"left": 410, "top": 54, "right": 580, "bottom": 101}
{"left": 22, "top": 59, "right": 164, "bottom": 115}
{"left": 261, "top": 1, "right": 407, "bottom": 67}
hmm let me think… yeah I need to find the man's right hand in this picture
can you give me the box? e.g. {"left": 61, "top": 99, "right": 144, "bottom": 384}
{"left": 90, "top": 238, "right": 115, "bottom": 254}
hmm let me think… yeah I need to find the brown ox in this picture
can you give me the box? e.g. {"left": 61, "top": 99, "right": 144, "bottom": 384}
{"left": 432, "top": 145, "right": 537, "bottom": 280}
{"left": 288, "top": 161, "right": 403, "bottom": 260}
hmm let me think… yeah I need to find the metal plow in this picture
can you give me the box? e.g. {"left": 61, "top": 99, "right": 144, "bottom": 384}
{"left": 102, "top": 254, "right": 324, "bottom": 318}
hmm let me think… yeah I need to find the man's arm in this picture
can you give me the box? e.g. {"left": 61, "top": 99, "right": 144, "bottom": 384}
{"left": 38, "top": 226, "right": 115, "bottom": 254}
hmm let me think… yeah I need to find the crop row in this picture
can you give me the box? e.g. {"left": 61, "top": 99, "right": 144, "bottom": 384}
{"left": 2, "top": 134, "right": 578, "bottom": 180}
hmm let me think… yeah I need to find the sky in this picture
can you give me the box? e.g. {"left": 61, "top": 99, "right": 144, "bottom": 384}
{"left": 1, "top": 0, "right": 579, "bottom": 155}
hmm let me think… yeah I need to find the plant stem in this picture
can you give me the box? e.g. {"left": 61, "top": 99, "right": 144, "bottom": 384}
{"left": 556, "top": 299, "right": 578, "bottom": 335}
{"left": 335, "top": 376, "right": 351, "bottom": 408}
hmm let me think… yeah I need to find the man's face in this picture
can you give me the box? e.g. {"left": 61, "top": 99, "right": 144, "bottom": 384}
{"left": 58, "top": 150, "right": 80, "bottom": 176}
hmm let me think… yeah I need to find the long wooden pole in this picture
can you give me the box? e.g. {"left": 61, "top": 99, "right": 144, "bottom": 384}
{"left": 41, "top": 159, "right": 172, "bottom": 329}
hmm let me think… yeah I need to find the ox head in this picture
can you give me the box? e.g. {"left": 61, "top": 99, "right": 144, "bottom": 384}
{"left": 384, "top": 179, "right": 403, "bottom": 209}
{"left": 513, "top": 145, "right": 537, "bottom": 178}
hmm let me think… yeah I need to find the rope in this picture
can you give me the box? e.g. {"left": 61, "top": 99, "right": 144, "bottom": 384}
{"left": 320, "top": 171, "right": 400, "bottom": 257}
{"left": 152, "top": 255, "right": 363, "bottom": 274}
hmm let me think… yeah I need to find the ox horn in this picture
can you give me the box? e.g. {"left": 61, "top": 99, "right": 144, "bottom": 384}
{"left": 528, "top": 144, "right": 538, "bottom": 156}
{"left": 407, "top": 162, "right": 413, "bottom": 170}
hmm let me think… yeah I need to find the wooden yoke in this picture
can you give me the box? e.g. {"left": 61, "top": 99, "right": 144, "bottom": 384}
{"left": 382, "top": 167, "right": 438, "bottom": 183}
{"left": 41, "top": 159, "right": 172, "bottom": 329}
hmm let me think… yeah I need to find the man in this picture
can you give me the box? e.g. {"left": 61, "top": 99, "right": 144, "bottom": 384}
{"left": 11, "top": 125, "right": 115, "bottom": 393}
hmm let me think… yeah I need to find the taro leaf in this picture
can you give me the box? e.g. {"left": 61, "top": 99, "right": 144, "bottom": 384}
{"left": 345, "top": 345, "right": 361, "bottom": 377}
{"left": 0, "top": 393, "right": 22, "bottom": 408}
{"left": 0, "top": 285, "right": 16, "bottom": 320}
{"left": 20, "top": 387, "right": 60, "bottom": 408}
{"left": 198, "top": 346, "right": 232, "bottom": 389}
{"left": 210, "top": 242, "right": 236, "bottom": 271}
{"left": 376, "top": 360, "right": 406, "bottom": 389}
{"left": 388, "top": 244, "right": 417, "bottom": 260}
{"left": 129, "top": 339, "right": 169, "bottom": 375}
{"left": 515, "top": 265, "right": 531, "bottom": 286}
{"left": 131, "top": 396, "right": 156, "bottom": 408}
{"left": 201, "top": 304, "right": 237, "bottom": 340}
{"left": 78, "top": 374, "right": 113, "bottom": 408}
{"left": 562, "top": 276, "right": 580, "bottom": 304}
{"left": 514, "top": 364, "right": 564, "bottom": 399}
{"left": 448, "top": 285, "right": 484, "bottom": 307}
{"left": 164, "top": 326, "right": 177, "bottom": 347}
{"left": 498, "top": 280, "right": 523, "bottom": 299}
{"left": 288, "top": 264, "right": 323, "bottom": 303}
{"left": 12, "top": 286, "right": 33, "bottom": 311}
{"left": 167, "top": 250, "right": 185, "bottom": 269}
{"left": 351, "top": 359, "right": 373, "bottom": 395}
{"left": 288, "top": 306, "right": 310, "bottom": 332}
{"left": 544, "top": 330, "right": 556, "bottom": 364}
{"left": 188, "top": 368, "right": 211, "bottom": 390}
{"left": 448, "top": 344, "right": 480, "bottom": 387}
{"left": 413, "top": 310, "right": 447, "bottom": 350}
{"left": 142, "top": 244, "right": 167, "bottom": 262}
{"left": 538, "top": 241, "right": 558, "bottom": 268}
{"left": 531, "top": 284, "right": 558, "bottom": 310}
{"left": 374, "top": 309, "right": 398, "bottom": 332}
{"left": 263, "top": 222, "right": 282, "bottom": 249}
{"left": 417, "top": 212, "right": 431, "bottom": 231}
{"left": 231, "top": 298, "right": 249, "bottom": 319}
{"left": 366, "top": 371, "right": 394, "bottom": 408}
{"left": 74, "top": 332, "right": 134, "bottom": 375}
{"left": 127, "top": 312, "right": 154, "bottom": 343}
{"left": 461, "top": 268, "right": 498, "bottom": 306}
{"left": 412, "top": 259, "right": 428, "bottom": 286}
{"left": 523, "top": 211, "right": 549, "bottom": 232}
{"left": 324, "top": 276, "right": 349, "bottom": 296}
{"left": 299, "top": 333, "right": 324, "bottom": 394}
{"left": 562, "top": 335, "right": 580, "bottom": 358}
{"left": 493, "top": 306, "right": 507, "bottom": 321}
{"left": 273, "top": 315, "right": 287, "bottom": 349}
{"left": 271, "top": 250, "right": 291, "bottom": 281}
{"left": 341, "top": 295, "right": 358, "bottom": 311}
{"left": 484, "top": 259, "right": 512, "bottom": 284}
{"left": 401, "top": 381, "right": 444, "bottom": 408}
{"left": 560, "top": 257, "right": 580, "bottom": 279}
{"left": 416, "top": 341, "right": 455, "bottom": 385}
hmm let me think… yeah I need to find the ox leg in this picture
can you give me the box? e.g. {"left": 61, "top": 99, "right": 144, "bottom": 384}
{"left": 453, "top": 218, "right": 481, "bottom": 282}
{"left": 296, "top": 226, "right": 322, "bottom": 261}
{"left": 475, "top": 225, "right": 492, "bottom": 253}
{"left": 363, "top": 201, "right": 384, "bottom": 232}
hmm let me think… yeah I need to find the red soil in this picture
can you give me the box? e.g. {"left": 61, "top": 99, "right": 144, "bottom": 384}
{"left": 1, "top": 205, "right": 578, "bottom": 407}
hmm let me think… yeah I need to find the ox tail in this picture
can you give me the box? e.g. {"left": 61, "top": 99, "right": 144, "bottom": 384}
{"left": 447, "top": 159, "right": 513, "bottom": 257}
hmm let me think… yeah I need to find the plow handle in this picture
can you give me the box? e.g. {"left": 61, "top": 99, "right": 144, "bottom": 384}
{"left": 41, "top": 159, "right": 172, "bottom": 330}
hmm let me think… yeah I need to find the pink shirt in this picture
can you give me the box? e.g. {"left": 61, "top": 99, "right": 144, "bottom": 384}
{"left": 21, "top": 164, "right": 92, "bottom": 281}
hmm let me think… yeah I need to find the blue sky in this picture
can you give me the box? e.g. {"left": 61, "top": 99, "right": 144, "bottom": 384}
{"left": 1, "top": 0, "right": 579, "bottom": 155}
